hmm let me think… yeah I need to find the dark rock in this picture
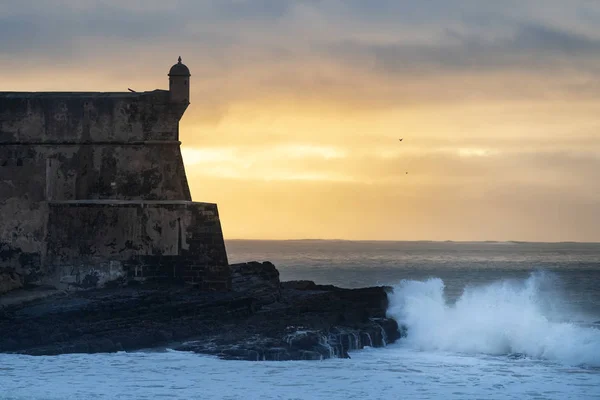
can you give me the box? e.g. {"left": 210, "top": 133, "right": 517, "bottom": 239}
{"left": 230, "top": 261, "right": 281, "bottom": 306}
{"left": 0, "top": 262, "right": 405, "bottom": 360}
{"left": 89, "top": 338, "right": 116, "bottom": 353}
{"left": 0, "top": 268, "right": 23, "bottom": 295}
{"left": 282, "top": 280, "right": 338, "bottom": 291}
{"left": 0, "top": 338, "right": 19, "bottom": 351}
{"left": 155, "top": 330, "right": 174, "bottom": 343}
{"left": 285, "top": 331, "right": 322, "bottom": 350}
{"left": 71, "top": 342, "right": 90, "bottom": 353}
{"left": 281, "top": 280, "right": 318, "bottom": 290}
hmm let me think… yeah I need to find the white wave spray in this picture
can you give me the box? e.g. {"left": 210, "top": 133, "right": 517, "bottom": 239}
{"left": 387, "top": 272, "right": 600, "bottom": 366}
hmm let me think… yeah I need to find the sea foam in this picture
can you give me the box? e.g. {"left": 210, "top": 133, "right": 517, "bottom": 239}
{"left": 387, "top": 272, "right": 600, "bottom": 366}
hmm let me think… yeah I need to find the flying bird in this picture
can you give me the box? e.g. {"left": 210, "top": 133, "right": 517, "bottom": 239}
{"left": 399, "top": 138, "right": 403, "bottom": 142}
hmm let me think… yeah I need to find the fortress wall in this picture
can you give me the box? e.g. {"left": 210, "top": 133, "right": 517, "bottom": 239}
{"left": 43, "top": 144, "right": 192, "bottom": 201}
{"left": 0, "top": 91, "right": 186, "bottom": 144}
{"left": 0, "top": 70, "right": 229, "bottom": 293}
{"left": 0, "top": 144, "right": 191, "bottom": 201}
{"left": 0, "top": 142, "right": 192, "bottom": 281}
{"left": 0, "top": 200, "right": 47, "bottom": 277}
{"left": 45, "top": 202, "right": 229, "bottom": 290}
{"left": 0, "top": 146, "right": 48, "bottom": 278}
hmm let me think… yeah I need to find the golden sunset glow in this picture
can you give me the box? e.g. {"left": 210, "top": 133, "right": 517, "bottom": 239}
{"left": 3, "top": 1, "right": 600, "bottom": 241}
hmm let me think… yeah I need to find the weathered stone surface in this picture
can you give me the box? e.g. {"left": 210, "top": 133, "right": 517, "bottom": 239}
{"left": 0, "top": 263, "right": 404, "bottom": 360}
{"left": 230, "top": 261, "right": 281, "bottom": 305}
{"left": 45, "top": 201, "right": 229, "bottom": 290}
{"left": 0, "top": 268, "right": 23, "bottom": 295}
{"left": 0, "top": 91, "right": 187, "bottom": 144}
{"left": 0, "top": 60, "right": 229, "bottom": 293}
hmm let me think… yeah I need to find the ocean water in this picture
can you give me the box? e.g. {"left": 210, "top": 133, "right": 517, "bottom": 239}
{"left": 1, "top": 240, "right": 599, "bottom": 399}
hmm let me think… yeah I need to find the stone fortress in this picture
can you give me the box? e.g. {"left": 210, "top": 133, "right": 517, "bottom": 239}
{"left": 0, "top": 57, "right": 230, "bottom": 293}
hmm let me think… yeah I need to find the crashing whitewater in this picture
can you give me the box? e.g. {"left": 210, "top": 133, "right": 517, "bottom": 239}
{"left": 386, "top": 272, "right": 600, "bottom": 367}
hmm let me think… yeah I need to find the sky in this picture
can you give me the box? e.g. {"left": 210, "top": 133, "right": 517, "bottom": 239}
{"left": 2, "top": 0, "right": 600, "bottom": 241}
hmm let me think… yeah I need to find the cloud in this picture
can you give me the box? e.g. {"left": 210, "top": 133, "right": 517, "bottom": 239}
{"left": 208, "top": 0, "right": 309, "bottom": 20}
{"left": 4, "top": 1, "right": 600, "bottom": 109}
{"left": 180, "top": 136, "right": 600, "bottom": 197}
{"left": 0, "top": 3, "right": 171, "bottom": 50}
{"left": 1, "top": 1, "right": 598, "bottom": 67}
{"left": 326, "top": 22, "right": 600, "bottom": 79}
{"left": 191, "top": 170, "right": 600, "bottom": 241}
{"left": 3, "top": 0, "right": 600, "bottom": 240}
{"left": 513, "top": 23, "right": 600, "bottom": 54}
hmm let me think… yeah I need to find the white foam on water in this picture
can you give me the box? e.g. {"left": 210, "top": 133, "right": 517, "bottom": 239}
{"left": 387, "top": 271, "right": 600, "bottom": 367}
{"left": 1, "top": 347, "right": 599, "bottom": 400}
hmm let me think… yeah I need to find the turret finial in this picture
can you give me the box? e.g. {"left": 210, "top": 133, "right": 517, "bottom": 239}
{"left": 178, "top": 56, "right": 182, "bottom": 64}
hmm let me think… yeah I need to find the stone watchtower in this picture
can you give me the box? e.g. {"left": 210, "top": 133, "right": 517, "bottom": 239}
{"left": 169, "top": 56, "right": 191, "bottom": 104}
{"left": 0, "top": 57, "right": 230, "bottom": 294}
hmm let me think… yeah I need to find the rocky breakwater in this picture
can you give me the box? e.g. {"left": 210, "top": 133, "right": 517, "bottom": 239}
{"left": 0, "top": 261, "right": 403, "bottom": 361}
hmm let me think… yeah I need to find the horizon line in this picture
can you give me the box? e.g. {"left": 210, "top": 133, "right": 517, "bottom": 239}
{"left": 224, "top": 238, "right": 600, "bottom": 245}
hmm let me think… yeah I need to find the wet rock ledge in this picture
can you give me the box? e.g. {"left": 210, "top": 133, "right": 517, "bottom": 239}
{"left": 0, "top": 262, "right": 403, "bottom": 361}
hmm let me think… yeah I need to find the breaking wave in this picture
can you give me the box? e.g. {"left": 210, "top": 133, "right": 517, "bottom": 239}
{"left": 387, "top": 272, "right": 600, "bottom": 367}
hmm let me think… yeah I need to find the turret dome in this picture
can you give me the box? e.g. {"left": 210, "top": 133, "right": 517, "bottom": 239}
{"left": 169, "top": 56, "right": 190, "bottom": 77}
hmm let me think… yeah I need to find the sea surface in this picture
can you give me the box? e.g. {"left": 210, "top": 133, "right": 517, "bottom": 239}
{"left": 1, "top": 240, "right": 600, "bottom": 399}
